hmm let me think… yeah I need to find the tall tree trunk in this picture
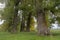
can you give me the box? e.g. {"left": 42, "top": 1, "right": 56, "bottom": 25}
{"left": 11, "top": 16, "right": 18, "bottom": 33}
{"left": 26, "top": 12, "right": 32, "bottom": 32}
{"left": 37, "top": 9, "right": 50, "bottom": 35}
{"left": 10, "top": 0, "right": 20, "bottom": 33}
{"left": 20, "top": 17, "right": 25, "bottom": 32}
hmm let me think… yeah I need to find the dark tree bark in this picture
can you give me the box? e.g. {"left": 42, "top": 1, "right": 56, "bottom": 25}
{"left": 37, "top": 9, "right": 50, "bottom": 35}
{"left": 26, "top": 12, "right": 32, "bottom": 32}
{"left": 20, "top": 17, "right": 25, "bottom": 32}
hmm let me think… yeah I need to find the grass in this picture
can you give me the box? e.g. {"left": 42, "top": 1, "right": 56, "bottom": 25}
{"left": 0, "top": 30, "right": 60, "bottom": 40}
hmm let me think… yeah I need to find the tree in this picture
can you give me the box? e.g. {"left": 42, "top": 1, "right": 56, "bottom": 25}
{"left": 28, "top": 0, "right": 54, "bottom": 35}
{"left": 1, "top": 0, "right": 60, "bottom": 35}
{"left": 2, "top": 0, "right": 21, "bottom": 33}
{"left": 19, "top": 0, "right": 35, "bottom": 32}
{"left": 36, "top": 0, "right": 60, "bottom": 35}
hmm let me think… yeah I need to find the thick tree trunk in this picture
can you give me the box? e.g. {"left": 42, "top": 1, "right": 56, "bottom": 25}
{"left": 37, "top": 9, "right": 50, "bottom": 35}
{"left": 26, "top": 12, "right": 32, "bottom": 32}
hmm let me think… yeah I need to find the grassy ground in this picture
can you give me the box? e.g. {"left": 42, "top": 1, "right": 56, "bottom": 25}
{"left": 0, "top": 30, "right": 60, "bottom": 40}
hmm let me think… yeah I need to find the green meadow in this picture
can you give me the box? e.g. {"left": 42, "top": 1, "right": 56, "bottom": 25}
{"left": 0, "top": 30, "right": 60, "bottom": 40}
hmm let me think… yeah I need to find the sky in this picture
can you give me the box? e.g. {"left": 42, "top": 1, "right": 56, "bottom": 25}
{"left": 0, "top": 3, "right": 5, "bottom": 25}
{"left": 0, "top": 3, "right": 5, "bottom": 9}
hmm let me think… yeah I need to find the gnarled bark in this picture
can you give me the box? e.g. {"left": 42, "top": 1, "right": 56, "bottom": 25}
{"left": 37, "top": 9, "right": 50, "bottom": 35}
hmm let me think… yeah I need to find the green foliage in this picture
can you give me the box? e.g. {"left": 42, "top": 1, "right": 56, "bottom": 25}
{"left": 56, "top": 17, "right": 60, "bottom": 23}
{"left": 1, "top": 0, "right": 15, "bottom": 21}
{"left": 0, "top": 21, "right": 10, "bottom": 31}
{"left": 42, "top": 0, "right": 55, "bottom": 9}
{"left": 30, "top": 17, "right": 35, "bottom": 31}
{"left": 19, "top": 3, "right": 33, "bottom": 12}
{"left": 45, "top": 10, "right": 50, "bottom": 27}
